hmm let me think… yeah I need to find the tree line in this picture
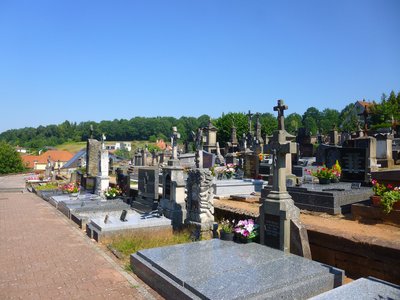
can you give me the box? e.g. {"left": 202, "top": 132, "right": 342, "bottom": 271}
{"left": 1, "top": 90, "right": 398, "bottom": 150}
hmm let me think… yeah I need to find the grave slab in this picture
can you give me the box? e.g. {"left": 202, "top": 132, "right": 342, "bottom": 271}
{"left": 49, "top": 193, "right": 101, "bottom": 209}
{"left": 131, "top": 239, "right": 343, "bottom": 300}
{"left": 213, "top": 179, "right": 264, "bottom": 196}
{"left": 87, "top": 210, "right": 172, "bottom": 242}
{"left": 262, "top": 182, "right": 373, "bottom": 214}
{"left": 57, "top": 198, "right": 130, "bottom": 220}
{"left": 310, "top": 277, "right": 400, "bottom": 300}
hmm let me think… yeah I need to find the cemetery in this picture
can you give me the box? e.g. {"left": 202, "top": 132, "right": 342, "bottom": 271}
{"left": 4, "top": 99, "right": 400, "bottom": 299}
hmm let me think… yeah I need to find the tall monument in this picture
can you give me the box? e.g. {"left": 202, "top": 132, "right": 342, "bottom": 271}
{"left": 260, "top": 100, "right": 311, "bottom": 258}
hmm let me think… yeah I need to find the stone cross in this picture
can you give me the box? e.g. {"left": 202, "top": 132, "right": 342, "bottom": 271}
{"left": 90, "top": 125, "right": 94, "bottom": 139}
{"left": 247, "top": 110, "right": 253, "bottom": 134}
{"left": 273, "top": 99, "right": 288, "bottom": 131}
{"left": 170, "top": 126, "right": 180, "bottom": 160}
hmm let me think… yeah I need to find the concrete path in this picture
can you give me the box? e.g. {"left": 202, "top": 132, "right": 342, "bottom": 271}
{"left": 0, "top": 175, "right": 159, "bottom": 299}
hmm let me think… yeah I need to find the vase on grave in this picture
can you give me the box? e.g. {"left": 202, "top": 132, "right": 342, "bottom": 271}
{"left": 69, "top": 192, "right": 79, "bottom": 199}
{"left": 219, "top": 230, "right": 234, "bottom": 241}
{"left": 318, "top": 178, "right": 331, "bottom": 184}
{"left": 370, "top": 195, "right": 381, "bottom": 207}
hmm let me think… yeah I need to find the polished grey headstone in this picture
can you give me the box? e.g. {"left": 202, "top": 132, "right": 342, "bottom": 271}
{"left": 131, "top": 239, "right": 343, "bottom": 300}
{"left": 310, "top": 277, "right": 400, "bottom": 300}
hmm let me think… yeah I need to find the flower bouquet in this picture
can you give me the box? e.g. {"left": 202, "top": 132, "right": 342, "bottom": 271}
{"left": 61, "top": 182, "right": 80, "bottom": 194}
{"left": 234, "top": 219, "right": 259, "bottom": 243}
{"left": 331, "top": 160, "right": 341, "bottom": 182}
{"left": 104, "top": 186, "right": 122, "bottom": 199}
{"left": 381, "top": 187, "right": 400, "bottom": 213}
{"left": 308, "top": 165, "right": 333, "bottom": 184}
{"left": 222, "top": 163, "right": 236, "bottom": 179}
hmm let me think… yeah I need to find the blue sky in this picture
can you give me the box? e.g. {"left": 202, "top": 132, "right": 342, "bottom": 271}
{"left": 0, "top": 0, "right": 399, "bottom": 133}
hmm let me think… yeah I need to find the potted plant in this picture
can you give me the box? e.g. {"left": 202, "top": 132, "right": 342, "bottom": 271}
{"left": 219, "top": 219, "right": 235, "bottom": 241}
{"left": 371, "top": 179, "right": 390, "bottom": 207}
{"left": 309, "top": 165, "right": 333, "bottom": 184}
{"left": 234, "top": 219, "right": 259, "bottom": 243}
{"left": 104, "top": 186, "right": 122, "bottom": 199}
{"left": 60, "top": 182, "right": 80, "bottom": 198}
{"left": 381, "top": 187, "right": 400, "bottom": 213}
{"left": 222, "top": 163, "right": 237, "bottom": 179}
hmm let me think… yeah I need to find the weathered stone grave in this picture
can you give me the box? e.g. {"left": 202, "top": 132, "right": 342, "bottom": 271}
{"left": 131, "top": 239, "right": 343, "bottom": 300}
{"left": 87, "top": 210, "right": 172, "bottom": 242}
{"left": 159, "top": 127, "right": 186, "bottom": 227}
{"left": 375, "top": 133, "right": 394, "bottom": 168}
{"left": 185, "top": 168, "right": 215, "bottom": 232}
{"left": 260, "top": 99, "right": 310, "bottom": 257}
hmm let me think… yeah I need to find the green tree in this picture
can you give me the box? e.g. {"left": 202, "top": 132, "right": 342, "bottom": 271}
{"left": 214, "top": 112, "right": 248, "bottom": 146}
{"left": 302, "top": 107, "right": 321, "bottom": 134}
{"left": 0, "top": 141, "right": 26, "bottom": 174}
{"left": 286, "top": 113, "right": 302, "bottom": 135}
{"left": 339, "top": 103, "right": 358, "bottom": 132}
{"left": 320, "top": 109, "right": 340, "bottom": 134}
{"left": 260, "top": 113, "right": 277, "bottom": 136}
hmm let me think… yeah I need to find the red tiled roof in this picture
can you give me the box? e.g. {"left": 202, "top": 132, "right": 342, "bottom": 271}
{"left": 22, "top": 150, "right": 74, "bottom": 168}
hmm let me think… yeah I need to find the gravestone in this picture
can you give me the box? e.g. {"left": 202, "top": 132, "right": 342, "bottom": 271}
{"left": 158, "top": 127, "right": 186, "bottom": 228}
{"left": 297, "top": 128, "right": 314, "bottom": 157}
{"left": 86, "top": 139, "right": 101, "bottom": 176}
{"left": 329, "top": 126, "right": 339, "bottom": 145}
{"left": 135, "top": 167, "right": 159, "bottom": 211}
{"left": 185, "top": 169, "right": 215, "bottom": 233}
{"left": 260, "top": 100, "right": 311, "bottom": 257}
{"left": 95, "top": 136, "right": 110, "bottom": 197}
{"left": 243, "top": 152, "right": 259, "bottom": 179}
{"left": 353, "top": 136, "right": 378, "bottom": 174}
{"left": 375, "top": 133, "right": 394, "bottom": 168}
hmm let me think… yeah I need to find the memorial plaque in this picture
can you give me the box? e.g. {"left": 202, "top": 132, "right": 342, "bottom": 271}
{"left": 120, "top": 210, "right": 127, "bottom": 222}
{"left": 351, "top": 182, "right": 361, "bottom": 189}
{"left": 264, "top": 213, "right": 280, "bottom": 249}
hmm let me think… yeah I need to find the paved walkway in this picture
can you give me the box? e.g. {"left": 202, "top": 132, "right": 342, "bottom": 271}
{"left": 0, "top": 175, "right": 158, "bottom": 299}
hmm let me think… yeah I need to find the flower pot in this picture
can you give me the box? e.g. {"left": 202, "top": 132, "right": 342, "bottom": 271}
{"left": 370, "top": 195, "right": 381, "bottom": 207}
{"left": 393, "top": 201, "right": 400, "bottom": 211}
{"left": 318, "top": 178, "right": 331, "bottom": 184}
{"left": 234, "top": 236, "right": 253, "bottom": 244}
{"left": 219, "top": 230, "right": 234, "bottom": 241}
{"left": 69, "top": 192, "right": 79, "bottom": 199}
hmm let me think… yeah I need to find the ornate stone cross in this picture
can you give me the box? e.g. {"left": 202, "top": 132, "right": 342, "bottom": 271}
{"left": 247, "top": 110, "right": 253, "bottom": 133}
{"left": 274, "top": 99, "right": 288, "bottom": 131}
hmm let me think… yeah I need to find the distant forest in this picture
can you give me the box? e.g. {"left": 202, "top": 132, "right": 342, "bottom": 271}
{"left": 1, "top": 91, "right": 399, "bottom": 150}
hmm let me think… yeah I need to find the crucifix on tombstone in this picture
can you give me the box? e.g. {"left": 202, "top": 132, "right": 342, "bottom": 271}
{"left": 274, "top": 99, "right": 288, "bottom": 131}
{"left": 171, "top": 126, "right": 180, "bottom": 160}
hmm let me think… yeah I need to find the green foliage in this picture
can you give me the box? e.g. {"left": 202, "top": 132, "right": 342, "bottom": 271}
{"left": 0, "top": 141, "right": 26, "bottom": 174}
{"left": 260, "top": 113, "right": 277, "bottom": 136}
{"left": 381, "top": 190, "right": 400, "bottom": 214}
{"left": 339, "top": 103, "right": 358, "bottom": 132}
{"left": 370, "top": 90, "right": 400, "bottom": 129}
{"left": 320, "top": 109, "right": 340, "bottom": 134}
{"left": 286, "top": 113, "right": 302, "bottom": 134}
{"left": 114, "top": 148, "right": 131, "bottom": 160}
{"left": 302, "top": 107, "right": 321, "bottom": 135}
{"left": 214, "top": 112, "right": 248, "bottom": 146}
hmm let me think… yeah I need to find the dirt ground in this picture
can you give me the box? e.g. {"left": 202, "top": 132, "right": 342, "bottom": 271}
{"left": 214, "top": 198, "right": 400, "bottom": 247}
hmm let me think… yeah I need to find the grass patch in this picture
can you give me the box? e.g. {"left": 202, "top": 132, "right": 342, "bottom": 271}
{"left": 35, "top": 183, "right": 60, "bottom": 191}
{"left": 55, "top": 141, "right": 86, "bottom": 153}
{"left": 104, "top": 228, "right": 196, "bottom": 265}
